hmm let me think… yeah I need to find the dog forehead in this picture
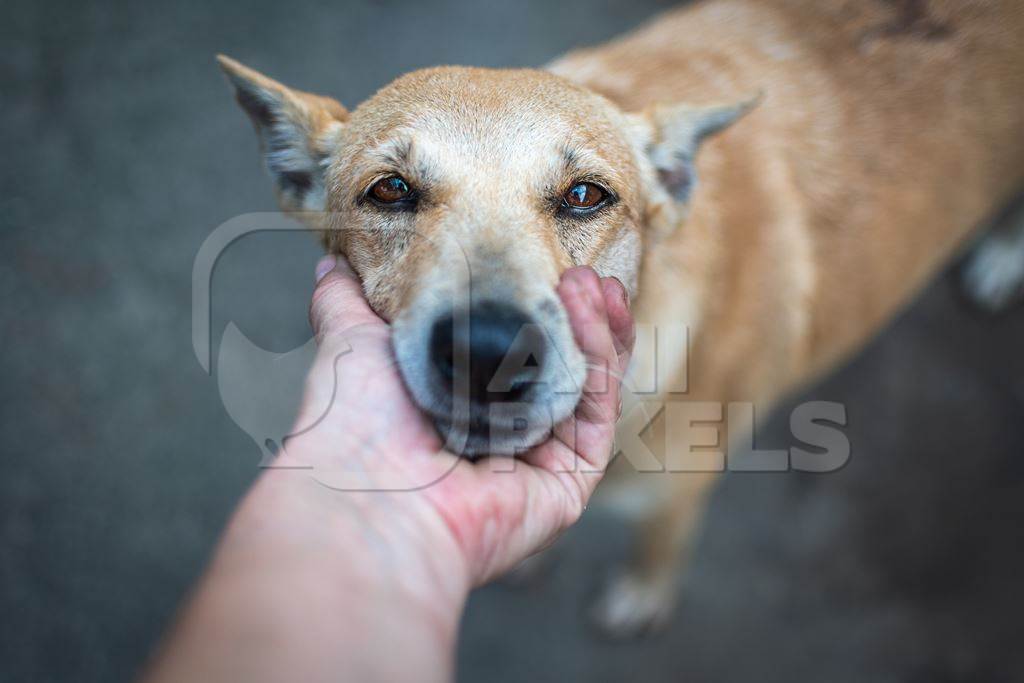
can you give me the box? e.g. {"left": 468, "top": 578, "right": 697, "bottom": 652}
{"left": 350, "top": 66, "right": 619, "bottom": 152}
{"left": 339, "top": 67, "right": 637, "bottom": 193}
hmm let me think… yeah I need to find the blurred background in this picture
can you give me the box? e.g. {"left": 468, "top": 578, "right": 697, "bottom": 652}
{"left": 3, "top": 0, "right": 1024, "bottom": 681}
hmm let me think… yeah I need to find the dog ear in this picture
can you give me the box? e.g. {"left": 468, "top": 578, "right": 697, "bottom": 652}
{"left": 217, "top": 55, "right": 348, "bottom": 212}
{"left": 637, "top": 94, "right": 760, "bottom": 203}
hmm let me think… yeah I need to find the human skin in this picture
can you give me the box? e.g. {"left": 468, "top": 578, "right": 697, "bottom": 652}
{"left": 140, "top": 259, "right": 634, "bottom": 683}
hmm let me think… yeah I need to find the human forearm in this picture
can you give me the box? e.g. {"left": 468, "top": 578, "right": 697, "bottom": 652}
{"left": 141, "top": 470, "right": 469, "bottom": 683}
{"left": 141, "top": 262, "right": 633, "bottom": 682}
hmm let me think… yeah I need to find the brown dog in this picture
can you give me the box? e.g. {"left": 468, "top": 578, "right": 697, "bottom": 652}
{"left": 219, "top": 0, "right": 1024, "bottom": 635}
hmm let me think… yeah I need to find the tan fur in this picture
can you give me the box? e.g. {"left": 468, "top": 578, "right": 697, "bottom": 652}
{"left": 551, "top": 0, "right": 1024, "bottom": 397}
{"left": 220, "top": 0, "right": 1024, "bottom": 633}
{"left": 551, "top": 0, "right": 1024, "bottom": 632}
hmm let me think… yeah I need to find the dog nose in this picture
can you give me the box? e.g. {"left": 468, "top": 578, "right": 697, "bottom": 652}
{"left": 429, "top": 302, "right": 546, "bottom": 405}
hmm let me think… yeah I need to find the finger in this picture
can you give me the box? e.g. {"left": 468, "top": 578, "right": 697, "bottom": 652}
{"left": 558, "top": 267, "right": 621, "bottom": 427}
{"left": 308, "top": 254, "right": 385, "bottom": 343}
{"left": 600, "top": 276, "right": 635, "bottom": 366}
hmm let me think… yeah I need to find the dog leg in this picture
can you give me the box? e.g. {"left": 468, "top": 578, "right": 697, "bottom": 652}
{"left": 962, "top": 194, "right": 1024, "bottom": 312}
{"left": 589, "top": 470, "right": 720, "bottom": 637}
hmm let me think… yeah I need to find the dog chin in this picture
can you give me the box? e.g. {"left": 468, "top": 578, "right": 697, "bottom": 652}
{"left": 431, "top": 419, "right": 530, "bottom": 458}
{"left": 428, "top": 397, "right": 577, "bottom": 458}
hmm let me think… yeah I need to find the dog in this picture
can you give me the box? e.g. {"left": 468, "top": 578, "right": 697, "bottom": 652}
{"left": 218, "top": 0, "right": 1024, "bottom": 636}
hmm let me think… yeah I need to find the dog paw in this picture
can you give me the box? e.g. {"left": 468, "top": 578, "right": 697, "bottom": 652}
{"left": 588, "top": 572, "right": 677, "bottom": 638}
{"left": 961, "top": 226, "right": 1024, "bottom": 312}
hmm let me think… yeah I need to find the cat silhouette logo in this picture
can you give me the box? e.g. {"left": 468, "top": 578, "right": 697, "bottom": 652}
{"left": 192, "top": 214, "right": 349, "bottom": 464}
{"left": 216, "top": 323, "right": 325, "bottom": 464}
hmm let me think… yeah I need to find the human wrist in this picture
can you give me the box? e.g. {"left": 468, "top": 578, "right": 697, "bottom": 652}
{"left": 234, "top": 468, "right": 472, "bottom": 629}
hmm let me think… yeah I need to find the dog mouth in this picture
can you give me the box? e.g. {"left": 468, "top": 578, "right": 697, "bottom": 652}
{"left": 430, "top": 412, "right": 539, "bottom": 458}
{"left": 417, "top": 362, "right": 581, "bottom": 458}
{"left": 394, "top": 298, "right": 585, "bottom": 458}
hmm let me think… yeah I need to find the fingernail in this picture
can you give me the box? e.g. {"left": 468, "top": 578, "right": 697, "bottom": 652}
{"left": 613, "top": 277, "right": 630, "bottom": 309}
{"left": 571, "top": 273, "right": 591, "bottom": 307}
{"left": 561, "top": 269, "right": 580, "bottom": 293}
{"left": 315, "top": 255, "right": 337, "bottom": 283}
{"left": 333, "top": 256, "right": 355, "bottom": 277}
{"left": 575, "top": 268, "right": 599, "bottom": 302}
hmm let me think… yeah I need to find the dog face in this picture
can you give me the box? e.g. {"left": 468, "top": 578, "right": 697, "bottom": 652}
{"left": 219, "top": 57, "right": 753, "bottom": 456}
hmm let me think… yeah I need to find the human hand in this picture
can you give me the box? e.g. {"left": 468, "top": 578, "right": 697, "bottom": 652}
{"left": 141, "top": 257, "right": 632, "bottom": 683}
{"left": 278, "top": 255, "right": 635, "bottom": 587}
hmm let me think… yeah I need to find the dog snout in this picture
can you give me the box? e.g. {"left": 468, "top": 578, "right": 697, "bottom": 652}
{"left": 429, "top": 301, "right": 547, "bottom": 406}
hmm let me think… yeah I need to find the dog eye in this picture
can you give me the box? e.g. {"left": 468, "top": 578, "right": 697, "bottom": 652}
{"left": 369, "top": 176, "right": 412, "bottom": 203}
{"left": 563, "top": 182, "right": 607, "bottom": 210}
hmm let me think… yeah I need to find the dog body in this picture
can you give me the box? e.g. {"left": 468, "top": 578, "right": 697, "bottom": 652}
{"left": 553, "top": 0, "right": 1024, "bottom": 404}
{"left": 221, "top": 0, "right": 1024, "bottom": 635}
{"left": 549, "top": 0, "right": 1024, "bottom": 631}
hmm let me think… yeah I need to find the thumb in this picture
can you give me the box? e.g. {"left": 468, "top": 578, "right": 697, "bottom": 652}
{"left": 309, "top": 255, "right": 384, "bottom": 342}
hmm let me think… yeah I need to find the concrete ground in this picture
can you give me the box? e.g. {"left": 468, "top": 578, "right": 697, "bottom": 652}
{"left": 3, "top": 0, "right": 1023, "bottom": 681}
